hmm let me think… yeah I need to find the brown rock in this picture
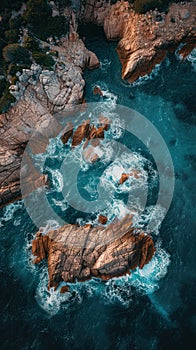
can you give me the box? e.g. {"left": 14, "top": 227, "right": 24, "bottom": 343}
{"left": 112, "top": 2, "right": 196, "bottom": 82}
{"left": 132, "top": 170, "right": 140, "bottom": 179}
{"left": 179, "top": 43, "right": 196, "bottom": 60}
{"left": 60, "top": 285, "right": 69, "bottom": 293}
{"left": 32, "top": 235, "right": 49, "bottom": 264}
{"left": 98, "top": 215, "right": 108, "bottom": 225}
{"left": 72, "top": 119, "right": 91, "bottom": 147}
{"left": 61, "top": 122, "right": 74, "bottom": 144}
{"left": 119, "top": 173, "right": 130, "bottom": 185}
{"left": 93, "top": 86, "right": 103, "bottom": 96}
{"left": 86, "top": 50, "right": 100, "bottom": 70}
{"left": 89, "top": 125, "right": 97, "bottom": 139}
{"left": 32, "top": 214, "right": 156, "bottom": 289}
{"left": 96, "top": 126, "right": 105, "bottom": 139}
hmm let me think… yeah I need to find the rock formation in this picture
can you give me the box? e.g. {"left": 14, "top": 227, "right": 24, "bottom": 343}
{"left": 0, "top": 33, "right": 99, "bottom": 208}
{"left": 98, "top": 214, "right": 108, "bottom": 225}
{"left": 116, "top": 2, "right": 196, "bottom": 81}
{"left": 119, "top": 170, "right": 141, "bottom": 185}
{"left": 81, "top": 1, "right": 196, "bottom": 82}
{"left": 32, "top": 214, "right": 156, "bottom": 289}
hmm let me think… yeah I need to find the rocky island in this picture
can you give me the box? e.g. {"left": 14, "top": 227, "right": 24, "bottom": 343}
{"left": 0, "top": 0, "right": 195, "bottom": 291}
{"left": 32, "top": 215, "right": 155, "bottom": 291}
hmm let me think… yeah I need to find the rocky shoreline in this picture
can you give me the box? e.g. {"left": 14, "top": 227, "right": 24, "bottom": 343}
{"left": 0, "top": 31, "right": 99, "bottom": 207}
{"left": 0, "top": 1, "right": 195, "bottom": 208}
{"left": 0, "top": 1, "right": 195, "bottom": 289}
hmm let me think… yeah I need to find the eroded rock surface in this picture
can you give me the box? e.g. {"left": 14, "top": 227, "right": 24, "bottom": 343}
{"left": 32, "top": 215, "right": 156, "bottom": 289}
{"left": 116, "top": 2, "right": 196, "bottom": 81}
{"left": 0, "top": 30, "right": 99, "bottom": 207}
{"left": 81, "top": 1, "right": 196, "bottom": 82}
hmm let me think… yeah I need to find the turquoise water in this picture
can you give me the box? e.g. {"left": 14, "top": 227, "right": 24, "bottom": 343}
{"left": 0, "top": 25, "right": 195, "bottom": 349}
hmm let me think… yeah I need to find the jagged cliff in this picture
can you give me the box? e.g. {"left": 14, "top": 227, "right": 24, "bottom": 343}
{"left": 80, "top": 0, "right": 196, "bottom": 81}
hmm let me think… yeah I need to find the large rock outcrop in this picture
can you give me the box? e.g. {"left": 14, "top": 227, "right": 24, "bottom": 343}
{"left": 81, "top": 1, "right": 196, "bottom": 82}
{"left": 0, "top": 32, "right": 99, "bottom": 208}
{"left": 32, "top": 215, "right": 156, "bottom": 289}
{"left": 116, "top": 2, "right": 196, "bottom": 81}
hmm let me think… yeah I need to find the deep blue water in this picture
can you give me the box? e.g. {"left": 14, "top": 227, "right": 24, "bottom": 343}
{"left": 0, "top": 25, "right": 195, "bottom": 349}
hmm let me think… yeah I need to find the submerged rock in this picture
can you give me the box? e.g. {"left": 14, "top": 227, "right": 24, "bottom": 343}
{"left": 32, "top": 215, "right": 156, "bottom": 289}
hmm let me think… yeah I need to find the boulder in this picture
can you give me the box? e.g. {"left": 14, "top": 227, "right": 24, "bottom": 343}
{"left": 86, "top": 50, "right": 100, "bottom": 70}
{"left": 60, "top": 285, "right": 69, "bottom": 293}
{"left": 119, "top": 173, "right": 130, "bottom": 185}
{"left": 93, "top": 86, "right": 103, "bottom": 96}
{"left": 98, "top": 215, "right": 108, "bottom": 225}
{"left": 72, "top": 119, "right": 91, "bottom": 147}
{"left": 61, "top": 122, "right": 74, "bottom": 144}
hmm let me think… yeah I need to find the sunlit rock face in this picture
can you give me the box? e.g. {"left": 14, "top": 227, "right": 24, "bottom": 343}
{"left": 80, "top": 1, "right": 196, "bottom": 82}
{"left": 32, "top": 214, "right": 156, "bottom": 289}
{"left": 116, "top": 2, "right": 196, "bottom": 82}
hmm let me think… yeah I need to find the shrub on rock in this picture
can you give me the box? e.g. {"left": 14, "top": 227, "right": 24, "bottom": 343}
{"left": 3, "top": 44, "right": 31, "bottom": 64}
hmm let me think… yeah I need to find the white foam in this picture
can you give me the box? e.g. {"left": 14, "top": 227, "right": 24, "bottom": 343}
{"left": 52, "top": 198, "right": 68, "bottom": 211}
{"left": 132, "top": 205, "right": 166, "bottom": 236}
{"left": 35, "top": 268, "right": 83, "bottom": 315}
{"left": 33, "top": 243, "right": 170, "bottom": 313}
{"left": 0, "top": 201, "right": 23, "bottom": 226}
{"left": 100, "top": 59, "right": 111, "bottom": 71}
{"left": 187, "top": 48, "right": 196, "bottom": 71}
{"left": 39, "top": 219, "right": 61, "bottom": 234}
{"left": 101, "top": 151, "right": 149, "bottom": 194}
{"left": 48, "top": 169, "right": 64, "bottom": 192}
{"left": 103, "top": 246, "right": 170, "bottom": 307}
{"left": 130, "top": 62, "right": 164, "bottom": 87}
{"left": 130, "top": 246, "right": 170, "bottom": 293}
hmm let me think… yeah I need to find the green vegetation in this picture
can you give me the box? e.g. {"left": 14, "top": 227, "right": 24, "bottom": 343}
{"left": 32, "top": 52, "right": 55, "bottom": 69}
{"left": 0, "top": 83, "right": 16, "bottom": 113}
{"left": 3, "top": 44, "right": 31, "bottom": 64}
{"left": 106, "top": 0, "right": 193, "bottom": 13}
{"left": 0, "top": 0, "right": 71, "bottom": 112}
{"left": 23, "top": 0, "right": 69, "bottom": 40}
{"left": 133, "top": 0, "right": 193, "bottom": 13}
{"left": 4, "top": 29, "right": 19, "bottom": 44}
{"left": 0, "top": 0, "right": 28, "bottom": 12}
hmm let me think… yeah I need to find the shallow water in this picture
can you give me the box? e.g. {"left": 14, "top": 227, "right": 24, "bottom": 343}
{"left": 0, "top": 25, "right": 195, "bottom": 349}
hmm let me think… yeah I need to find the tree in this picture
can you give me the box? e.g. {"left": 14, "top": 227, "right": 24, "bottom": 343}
{"left": 3, "top": 44, "right": 31, "bottom": 64}
{"left": 23, "top": 0, "right": 52, "bottom": 39}
{"left": 4, "top": 30, "right": 19, "bottom": 44}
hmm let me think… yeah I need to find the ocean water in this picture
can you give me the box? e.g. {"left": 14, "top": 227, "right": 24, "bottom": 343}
{"left": 0, "top": 25, "right": 195, "bottom": 349}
